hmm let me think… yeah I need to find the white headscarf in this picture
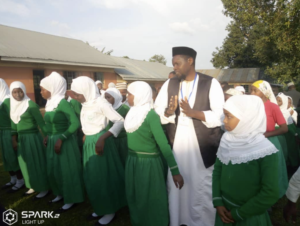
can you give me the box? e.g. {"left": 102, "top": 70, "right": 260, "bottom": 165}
{"left": 225, "top": 88, "right": 243, "bottom": 96}
{"left": 235, "top": 86, "right": 245, "bottom": 94}
{"left": 0, "top": 79, "right": 10, "bottom": 106}
{"left": 105, "top": 87, "right": 122, "bottom": 110}
{"left": 287, "top": 96, "right": 294, "bottom": 110}
{"left": 95, "top": 80, "right": 102, "bottom": 85}
{"left": 124, "top": 81, "right": 152, "bottom": 133}
{"left": 277, "top": 92, "right": 293, "bottom": 125}
{"left": 217, "top": 95, "right": 278, "bottom": 165}
{"left": 108, "top": 82, "right": 116, "bottom": 88}
{"left": 40, "top": 72, "right": 66, "bottom": 112}
{"left": 10, "top": 81, "right": 30, "bottom": 124}
{"left": 252, "top": 80, "right": 277, "bottom": 104}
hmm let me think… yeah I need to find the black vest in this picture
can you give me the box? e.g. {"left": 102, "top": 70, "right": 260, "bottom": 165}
{"left": 166, "top": 72, "right": 222, "bottom": 168}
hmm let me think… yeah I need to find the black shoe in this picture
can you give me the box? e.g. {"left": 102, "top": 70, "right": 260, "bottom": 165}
{"left": 55, "top": 204, "right": 77, "bottom": 214}
{"left": 7, "top": 184, "right": 25, "bottom": 193}
{"left": 2, "top": 182, "right": 16, "bottom": 189}
{"left": 87, "top": 214, "right": 102, "bottom": 221}
{"left": 94, "top": 215, "right": 117, "bottom": 225}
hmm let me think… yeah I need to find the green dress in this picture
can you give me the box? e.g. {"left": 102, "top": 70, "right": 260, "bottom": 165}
{"left": 267, "top": 136, "right": 289, "bottom": 198}
{"left": 69, "top": 99, "right": 84, "bottom": 150}
{"left": 11, "top": 100, "right": 49, "bottom": 191}
{"left": 126, "top": 110, "right": 180, "bottom": 226}
{"left": 44, "top": 99, "right": 85, "bottom": 204}
{"left": 212, "top": 153, "right": 279, "bottom": 226}
{"left": 0, "top": 98, "right": 19, "bottom": 172}
{"left": 106, "top": 104, "right": 130, "bottom": 167}
{"left": 284, "top": 123, "right": 300, "bottom": 167}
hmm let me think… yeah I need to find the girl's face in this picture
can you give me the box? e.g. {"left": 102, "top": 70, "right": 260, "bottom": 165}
{"left": 40, "top": 86, "right": 51, "bottom": 100}
{"left": 97, "top": 83, "right": 102, "bottom": 90}
{"left": 223, "top": 109, "right": 240, "bottom": 132}
{"left": 127, "top": 92, "right": 134, "bottom": 106}
{"left": 276, "top": 96, "right": 283, "bottom": 106}
{"left": 12, "top": 88, "right": 24, "bottom": 101}
{"left": 250, "top": 86, "right": 265, "bottom": 99}
{"left": 105, "top": 93, "right": 115, "bottom": 105}
{"left": 288, "top": 98, "right": 292, "bottom": 109}
{"left": 71, "top": 91, "right": 86, "bottom": 103}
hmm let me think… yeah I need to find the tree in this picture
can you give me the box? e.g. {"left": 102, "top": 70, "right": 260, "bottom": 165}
{"left": 123, "top": 56, "right": 130, "bottom": 59}
{"left": 212, "top": 0, "right": 300, "bottom": 83}
{"left": 149, "top": 54, "right": 167, "bottom": 65}
{"left": 100, "top": 47, "right": 114, "bottom": 55}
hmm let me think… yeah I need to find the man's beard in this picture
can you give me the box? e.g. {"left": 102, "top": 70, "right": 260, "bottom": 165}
{"left": 177, "top": 73, "right": 186, "bottom": 81}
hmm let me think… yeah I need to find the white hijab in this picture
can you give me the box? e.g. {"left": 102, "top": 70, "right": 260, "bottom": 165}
{"left": 225, "top": 88, "right": 243, "bottom": 96}
{"left": 217, "top": 95, "right": 278, "bottom": 165}
{"left": 124, "top": 81, "right": 152, "bottom": 133}
{"left": 10, "top": 81, "right": 30, "bottom": 124}
{"left": 95, "top": 80, "right": 102, "bottom": 85}
{"left": 235, "top": 86, "right": 245, "bottom": 94}
{"left": 105, "top": 87, "right": 122, "bottom": 110}
{"left": 0, "top": 79, "right": 10, "bottom": 105}
{"left": 108, "top": 82, "right": 116, "bottom": 88}
{"left": 277, "top": 92, "right": 293, "bottom": 125}
{"left": 40, "top": 72, "right": 66, "bottom": 112}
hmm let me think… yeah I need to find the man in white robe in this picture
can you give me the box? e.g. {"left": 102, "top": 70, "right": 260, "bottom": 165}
{"left": 155, "top": 46, "right": 224, "bottom": 226}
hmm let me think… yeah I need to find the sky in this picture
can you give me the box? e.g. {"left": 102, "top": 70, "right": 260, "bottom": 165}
{"left": 0, "top": 0, "right": 231, "bottom": 69}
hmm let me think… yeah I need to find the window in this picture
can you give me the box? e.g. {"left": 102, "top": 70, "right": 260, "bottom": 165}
{"left": 94, "top": 72, "right": 103, "bottom": 82}
{"left": 242, "top": 85, "right": 249, "bottom": 93}
{"left": 63, "top": 71, "right": 76, "bottom": 90}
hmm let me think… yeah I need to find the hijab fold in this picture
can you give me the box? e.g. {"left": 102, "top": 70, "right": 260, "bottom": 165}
{"left": 10, "top": 81, "right": 30, "bottom": 124}
{"left": 40, "top": 72, "right": 66, "bottom": 112}
{"left": 105, "top": 88, "right": 122, "bottom": 110}
{"left": 277, "top": 92, "right": 293, "bottom": 125}
{"left": 217, "top": 95, "right": 278, "bottom": 165}
{"left": 124, "top": 81, "right": 152, "bottom": 133}
{"left": 0, "top": 79, "right": 10, "bottom": 105}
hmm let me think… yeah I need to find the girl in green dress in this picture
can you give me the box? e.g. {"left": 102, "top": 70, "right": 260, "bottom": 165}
{"left": 40, "top": 72, "right": 85, "bottom": 212}
{"left": 9, "top": 81, "right": 49, "bottom": 198}
{"left": 104, "top": 87, "right": 130, "bottom": 167}
{"left": 213, "top": 95, "right": 279, "bottom": 226}
{"left": 276, "top": 93, "right": 300, "bottom": 171}
{"left": 71, "top": 76, "right": 126, "bottom": 225}
{"left": 124, "top": 81, "right": 184, "bottom": 226}
{"left": 0, "top": 79, "right": 24, "bottom": 191}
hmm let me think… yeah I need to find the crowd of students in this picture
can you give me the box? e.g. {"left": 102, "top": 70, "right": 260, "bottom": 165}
{"left": 0, "top": 67, "right": 300, "bottom": 226}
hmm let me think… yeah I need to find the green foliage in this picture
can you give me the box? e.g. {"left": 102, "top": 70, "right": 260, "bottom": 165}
{"left": 212, "top": 0, "right": 300, "bottom": 83}
{"left": 149, "top": 54, "right": 167, "bottom": 65}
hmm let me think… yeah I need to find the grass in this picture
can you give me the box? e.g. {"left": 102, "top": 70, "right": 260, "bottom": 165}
{"left": 1, "top": 151, "right": 300, "bottom": 226}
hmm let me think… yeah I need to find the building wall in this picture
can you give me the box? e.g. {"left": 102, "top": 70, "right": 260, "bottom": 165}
{"left": 0, "top": 67, "right": 35, "bottom": 100}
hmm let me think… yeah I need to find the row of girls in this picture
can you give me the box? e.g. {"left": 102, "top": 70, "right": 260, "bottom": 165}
{"left": 214, "top": 81, "right": 300, "bottom": 225}
{"left": 0, "top": 72, "right": 183, "bottom": 226}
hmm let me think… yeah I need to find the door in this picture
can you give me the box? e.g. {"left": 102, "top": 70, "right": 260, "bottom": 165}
{"left": 33, "top": 70, "right": 46, "bottom": 107}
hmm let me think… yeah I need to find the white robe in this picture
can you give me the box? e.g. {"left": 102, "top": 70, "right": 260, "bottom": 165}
{"left": 286, "top": 166, "right": 300, "bottom": 203}
{"left": 155, "top": 76, "right": 224, "bottom": 226}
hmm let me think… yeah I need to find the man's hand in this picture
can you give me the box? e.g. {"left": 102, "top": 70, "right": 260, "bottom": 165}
{"left": 283, "top": 199, "right": 297, "bottom": 223}
{"left": 216, "top": 206, "right": 234, "bottom": 224}
{"left": 180, "top": 97, "right": 194, "bottom": 117}
{"left": 165, "top": 95, "right": 178, "bottom": 116}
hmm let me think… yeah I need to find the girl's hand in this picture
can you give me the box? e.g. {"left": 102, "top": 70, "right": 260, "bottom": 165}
{"left": 54, "top": 138, "right": 62, "bottom": 154}
{"left": 95, "top": 136, "right": 105, "bottom": 156}
{"left": 172, "top": 174, "right": 184, "bottom": 189}
{"left": 82, "top": 135, "right": 86, "bottom": 143}
{"left": 12, "top": 136, "right": 18, "bottom": 151}
{"left": 216, "top": 206, "right": 234, "bottom": 224}
{"left": 43, "top": 136, "right": 48, "bottom": 147}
